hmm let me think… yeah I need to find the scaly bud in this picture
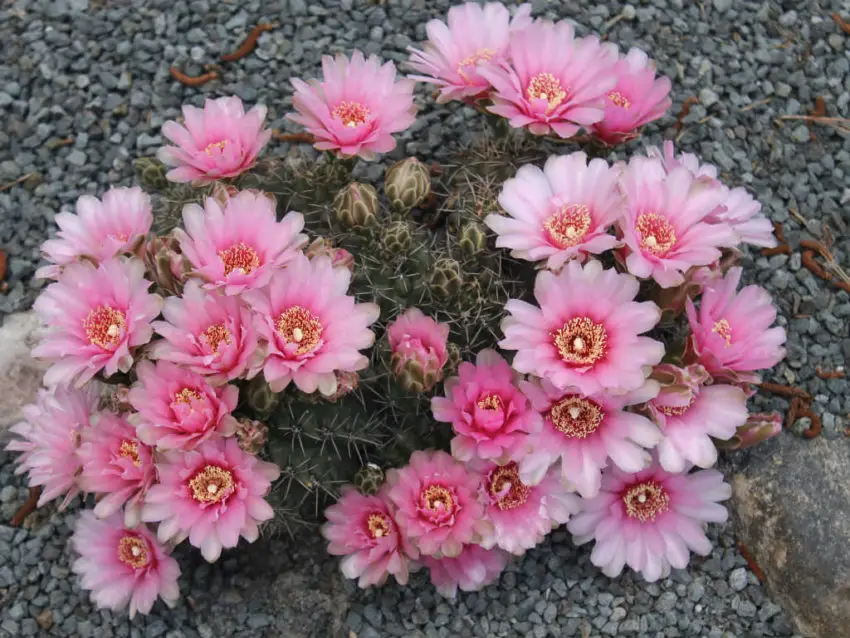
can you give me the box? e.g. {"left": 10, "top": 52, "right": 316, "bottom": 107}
{"left": 235, "top": 418, "right": 269, "bottom": 455}
{"left": 428, "top": 257, "right": 463, "bottom": 299}
{"left": 384, "top": 157, "right": 431, "bottom": 214}
{"left": 458, "top": 221, "right": 488, "bottom": 257}
{"left": 245, "top": 376, "right": 279, "bottom": 416}
{"left": 715, "top": 412, "right": 783, "bottom": 451}
{"left": 324, "top": 370, "right": 360, "bottom": 403}
{"left": 354, "top": 463, "right": 385, "bottom": 496}
{"left": 380, "top": 220, "right": 413, "bottom": 254}
{"left": 334, "top": 182, "right": 379, "bottom": 228}
{"left": 305, "top": 237, "right": 355, "bottom": 272}
{"left": 143, "top": 233, "right": 190, "bottom": 296}
{"left": 135, "top": 157, "right": 169, "bottom": 190}
{"left": 100, "top": 385, "right": 133, "bottom": 413}
{"left": 387, "top": 308, "right": 450, "bottom": 393}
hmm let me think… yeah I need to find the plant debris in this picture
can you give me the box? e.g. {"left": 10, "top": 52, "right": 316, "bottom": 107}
{"left": 221, "top": 23, "right": 277, "bottom": 62}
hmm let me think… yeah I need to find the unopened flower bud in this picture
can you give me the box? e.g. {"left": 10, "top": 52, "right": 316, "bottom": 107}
{"left": 236, "top": 418, "right": 269, "bottom": 455}
{"left": 245, "top": 376, "right": 279, "bottom": 416}
{"left": 143, "top": 233, "right": 190, "bottom": 296}
{"left": 334, "top": 182, "right": 379, "bottom": 228}
{"left": 716, "top": 412, "right": 783, "bottom": 451}
{"left": 354, "top": 463, "right": 385, "bottom": 496}
{"left": 387, "top": 308, "right": 450, "bottom": 393}
{"left": 324, "top": 370, "right": 360, "bottom": 403}
{"left": 458, "top": 221, "right": 488, "bottom": 256}
{"left": 384, "top": 157, "right": 431, "bottom": 214}
{"left": 101, "top": 385, "right": 133, "bottom": 412}
{"left": 305, "top": 237, "right": 355, "bottom": 272}
{"left": 380, "top": 220, "right": 413, "bottom": 254}
{"left": 428, "top": 257, "right": 463, "bottom": 299}
{"left": 135, "top": 157, "right": 169, "bottom": 190}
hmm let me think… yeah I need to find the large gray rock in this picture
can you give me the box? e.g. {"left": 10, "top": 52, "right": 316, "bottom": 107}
{"left": 726, "top": 435, "right": 850, "bottom": 638}
{"left": 0, "top": 312, "right": 48, "bottom": 439}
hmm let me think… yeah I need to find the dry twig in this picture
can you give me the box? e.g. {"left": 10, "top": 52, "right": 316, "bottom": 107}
{"left": 221, "top": 23, "right": 278, "bottom": 62}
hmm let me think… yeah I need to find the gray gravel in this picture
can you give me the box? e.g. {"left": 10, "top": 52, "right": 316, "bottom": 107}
{"left": 2, "top": 0, "right": 849, "bottom": 636}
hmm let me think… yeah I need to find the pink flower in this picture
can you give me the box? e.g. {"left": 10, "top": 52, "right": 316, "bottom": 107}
{"left": 151, "top": 281, "right": 259, "bottom": 384}
{"left": 647, "top": 364, "right": 748, "bottom": 472}
{"left": 500, "top": 260, "right": 664, "bottom": 396}
{"left": 567, "top": 458, "right": 731, "bottom": 582}
{"left": 485, "top": 152, "right": 623, "bottom": 270}
{"left": 591, "top": 47, "right": 672, "bottom": 145}
{"left": 647, "top": 140, "right": 720, "bottom": 183}
{"left": 431, "top": 349, "right": 541, "bottom": 463}
{"left": 475, "top": 461, "right": 580, "bottom": 554}
{"left": 141, "top": 438, "right": 280, "bottom": 562}
{"left": 128, "top": 360, "right": 239, "bottom": 450}
{"left": 304, "top": 237, "right": 355, "bottom": 272}
{"left": 518, "top": 378, "right": 661, "bottom": 498}
{"left": 407, "top": 2, "right": 532, "bottom": 103}
{"left": 387, "top": 307, "right": 450, "bottom": 392}
{"left": 422, "top": 544, "right": 509, "bottom": 599}
{"left": 478, "top": 20, "right": 617, "bottom": 138}
{"left": 33, "top": 258, "right": 162, "bottom": 387}
{"left": 37, "top": 187, "right": 153, "bottom": 279}
{"left": 71, "top": 510, "right": 180, "bottom": 618}
{"left": 619, "top": 157, "right": 738, "bottom": 288}
{"left": 705, "top": 187, "right": 777, "bottom": 248}
{"left": 322, "top": 486, "right": 417, "bottom": 587}
{"left": 288, "top": 51, "right": 416, "bottom": 160}
{"left": 175, "top": 191, "right": 306, "bottom": 296}
{"left": 6, "top": 385, "right": 99, "bottom": 508}
{"left": 243, "top": 253, "right": 380, "bottom": 395}
{"left": 158, "top": 96, "right": 271, "bottom": 183}
{"left": 385, "top": 450, "right": 490, "bottom": 558}
{"left": 686, "top": 267, "right": 786, "bottom": 383}
{"left": 77, "top": 412, "right": 156, "bottom": 526}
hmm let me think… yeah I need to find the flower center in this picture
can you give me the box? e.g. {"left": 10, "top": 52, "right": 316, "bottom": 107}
{"left": 549, "top": 395, "right": 605, "bottom": 438}
{"left": 622, "top": 480, "right": 670, "bottom": 522}
{"left": 636, "top": 213, "right": 677, "bottom": 257}
{"left": 456, "top": 47, "right": 495, "bottom": 82}
{"left": 218, "top": 242, "right": 260, "bottom": 277}
{"left": 188, "top": 464, "right": 234, "bottom": 504}
{"left": 277, "top": 306, "right": 323, "bottom": 356}
{"left": 117, "top": 535, "right": 149, "bottom": 569}
{"left": 204, "top": 140, "right": 228, "bottom": 156}
{"left": 527, "top": 72, "right": 567, "bottom": 112}
{"left": 419, "top": 484, "right": 458, "bottom": 526}
{"left": 119, "top": 439, "right": 142, "bottom": 467}
{"left": 83, "top": 305, "right": 126, "bottom": 350}
{"left": 477, "top": 393, "right": 504, "bottom": 411}
{"left": 544, "top": 204, "right": 592, "bottom": 249}
{"left": 712, "top": 319, "right": 732, "bottom": 347}
{"left": 201, "top": 323, "right": 232, "bottom": 355}
{"left": 657, "top": 396, "right": 695, "bottom": 417}
{"left": 332, "top": 100, "right": 370, "bottom": 128}
{"left": 486, "top": 462, "right": 530, "bottom": 511}
{"left": 551, "top": 317, "right": 608, "bottom": 366}
{"left": 173, "top": 387, "right": 203, "bottom": 405}
{"left": 366, "top": 512, "right": 393, "bottom": 540}
{"left": 608, "top": 91, "right": 631, "bottom": 109}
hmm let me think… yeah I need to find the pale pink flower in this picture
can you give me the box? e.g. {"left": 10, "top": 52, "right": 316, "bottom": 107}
{"left": 37, "top": 187, "right": 153, "bottom": 279}
{"left": 33, "top": 258, "right": 162, "bottom": 387}
{"left": 619, "top": 157, "right": 738, "bottom": 288}
{"left": 304, "top": 237, "right": 355, "bottom": 272}
{"left": 475, "top": 461, "right": 580, "bottom": 555}
{"left": 646, "top": 140, "right": 720, "bottom": 183}
{"left": 478, "top": 21, "right": 617, "bottom": 138}
{"left": 387, "top": 307, "right": 450, "bottom": 392}
{"left": 150, "top": 281, "right": 259, "bottom": 384}
{"left": 518, "top": 378, "right": 661, "bottom": 498}
{"left": 422, "top": 544, "right": 509, "bottom": 599}
{"left": 72, "top": 510, "right": 181, "bottom": 618}
{"left": 431, "top": 349, "right": 541, "bottom": 463}
{"left": 158, "top": 96, "right": 271, "bottom": 183}
{"left": 243, "top": 253, "right": 380, "bottom": 395}
{"left": 288, "top": 51, "right": 416, "bottom": 160}
{"left": 705, "top": 187, "right": 777, "bottom": 248}
{"left": 647, "top": 364, "right": 748, "bottom": 472}
{"left": 686, "top": 267, "right": 786, "bottom": 383}
{"left": 77, "top": 412, "right": 156, "bottom": 526}
{"left": 500, "top": 260, "right": 664, "bottom": 396}
{"left": 6, "top": 385, "right": 99, "bottom": 508}
{"left": 567, "top": 458, "right": 731, "bottom": 582}
{"left": 385, "top": 450, "right": 490, "bottom": 558}
{"left": 591, "top": 47, "right": 672, "bottom": 145}
{"left": 486, "top": 152, "right": 623, "bottom": 270}
{"left": 175, "top": 191, "right": 306, "bottom": 296}
{"left": 141, "top": 438, "right": 280, "bottom": 562}
{"left": 407, "top": 2, "right": 532, "bottom": 103}
{"left": 322, "top": 486, "right": 417, "bottom": 588}
{"left": 128, "top": 360, "right": 239, "bottom": 450}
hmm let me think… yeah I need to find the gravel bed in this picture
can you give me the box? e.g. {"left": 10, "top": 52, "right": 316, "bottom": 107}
{"left": 2, "top": 0, "right": 849, "bottom": 635}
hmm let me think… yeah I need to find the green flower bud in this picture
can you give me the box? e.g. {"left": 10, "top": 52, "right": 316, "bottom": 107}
{"left": 429, "top": 257, "right": 463, "bottom": 299}
{"left": 135, "top": 157, "right": 169, "bottom": 190}
{"left": 334, "top": 182, "right": 379, "bottom": 228}
{"left": 245, "top": 377, "right": 279, "bottom": 416}
{"left": 384, "top": 157, "right": 431, "bottom": 214}
{"left": 445, "top": 342, "right": 462, "bottom": 376}
{"left": 380, "top": 220, "right": 413, "bottom": 254}
{"left": 354, "top": 463, "right": 385, "bottom": 496}
{"left": 458, "top": 221, "right": 488, "bottom": 256}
